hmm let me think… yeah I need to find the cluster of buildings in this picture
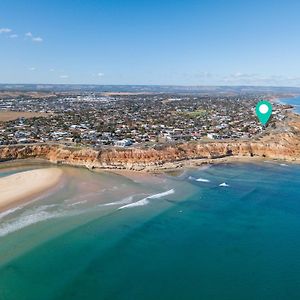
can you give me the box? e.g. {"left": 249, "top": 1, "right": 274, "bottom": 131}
{"left": 0, "top": 92, "right": 288, "bottom": 147}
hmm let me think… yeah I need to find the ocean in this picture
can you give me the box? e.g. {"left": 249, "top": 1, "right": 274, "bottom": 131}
{"left": 279, "top": 95, "right": 300, "bottom": 114}
{"left": 1, "top": 162, "right": 300, "bottom": 300}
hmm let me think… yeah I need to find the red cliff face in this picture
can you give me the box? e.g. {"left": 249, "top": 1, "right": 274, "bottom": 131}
{"left": 1, "top": 118, "right": 300, "bottom": 171}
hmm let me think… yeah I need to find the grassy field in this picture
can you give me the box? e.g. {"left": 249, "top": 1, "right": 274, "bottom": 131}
{"left": 0, "top": 111, "right": 50, "bottom": 122}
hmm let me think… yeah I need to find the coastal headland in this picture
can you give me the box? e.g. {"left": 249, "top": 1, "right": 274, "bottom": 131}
{"left": 0, "top": 114, "right": 299, "bottom": 172}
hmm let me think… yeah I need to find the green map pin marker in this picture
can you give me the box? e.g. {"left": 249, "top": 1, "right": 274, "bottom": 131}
{"left": 256, "top": 100, "right": 272, "bottom": 125}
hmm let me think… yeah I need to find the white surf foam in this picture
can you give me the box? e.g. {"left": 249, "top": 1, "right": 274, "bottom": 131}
{"left": 0, "top": 210, "right": 65, "bottom": 237}
{"left": 0, "top": 206, "right": 23, "bottom": 221}
{"left": 68, "top": 200, "right": 88, "bottom": 207}
{"left": 102, "top": 196, "right": 133, "bottom": 207}
{"left": 0, "top": 194, "right": 60, "bottom": 222}
{"left": 219, "top": 182, "right": 229, "bottom": 187}
{"left": 279, "top": 163, "right": 288, "bottom": 167}
{"left": 118, "top": 189, "right": 175, "bottom": 210}
{"left": 196, "top": 178, "right": 210, "bottom": 182}
{"left": 188, "top": 176, "right": 210, "bottom": 183}
{"left": 118, "top": 198, "right": 149, "bottom": 210}
{"left": 147, "top": 189, "right": 175, "bottom": 199}
{"left": 34, "top": 204, "right": 59, "bottom": 212}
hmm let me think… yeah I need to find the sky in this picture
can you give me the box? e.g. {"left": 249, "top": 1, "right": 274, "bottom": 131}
{"left": 1, "top": 0, "right": 300, "bottom": 86}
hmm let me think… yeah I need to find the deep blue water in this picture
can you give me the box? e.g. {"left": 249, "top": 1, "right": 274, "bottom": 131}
{"left": 0, "top": 163, "right": 300, "bottom": 300}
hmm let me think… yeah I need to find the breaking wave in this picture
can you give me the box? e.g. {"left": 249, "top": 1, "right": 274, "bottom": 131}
{"left": 0, "top": 204, "right": 79, "bottom": 238}
{"left": 219, "top": 182, "right": 230, "bottom": 187}
{"left": 102, "top": 196, "right": 133, "bottom": 207}
{"left": 118, "top": 198, "right": 149, "bottom": 210}
{"left": 0, "top": 206, "right": 23, "bottom": 221}
{"left": 68, "top": 200, "right": 88, "bottom": 207}
{"left": 188, "top": 176, "right": 210, "bottom": 183}
{"left": 147, "top": 189, "right": 175, "bottom": 199}
{"left": 0, "top": 210, "right": 65, "bottom": 237}
{"left": 196, "top": 178, "right": 210, "bottom": 182}
{"left": 118, "top": 189, "right": 175, "bottom": 210}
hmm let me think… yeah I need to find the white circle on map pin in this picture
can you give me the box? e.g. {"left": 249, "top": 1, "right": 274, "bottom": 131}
{"left": 259, "top": 104, "right": 269, "bottom": 114}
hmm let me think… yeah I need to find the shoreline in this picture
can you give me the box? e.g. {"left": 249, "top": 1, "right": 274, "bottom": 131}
{"left": 0, "top": 154, "right": 298, "bottom": 212}
{"left": 0, "top": 112, "right": 299, "bottom": 174}
{"left": 0, "top": 168, "right": 63, "bottom": 211}
{"left": 1, "top": 154, "right": 299, "bottom": 176}
{"left": 109, "top": 155, "right": 300, "bottom": 175}
{"left": 273, "top": 95, "right": 300, "bottom": 115}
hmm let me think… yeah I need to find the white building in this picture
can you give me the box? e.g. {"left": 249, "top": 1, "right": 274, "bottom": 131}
{"left": 114, "top": 139, "right": 133, "bottom": 147}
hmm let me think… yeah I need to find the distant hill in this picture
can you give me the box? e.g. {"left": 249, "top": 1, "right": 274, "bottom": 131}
{"left": 1, "top": 84, "right": 300, "bottom": 94}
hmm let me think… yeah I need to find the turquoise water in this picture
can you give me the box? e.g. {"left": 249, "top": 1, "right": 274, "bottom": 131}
{"left": 279, "top": 95, "right": 300, "bottom": 113}
{"left": 1, "top": 163, "right": 300, "bottom": 299}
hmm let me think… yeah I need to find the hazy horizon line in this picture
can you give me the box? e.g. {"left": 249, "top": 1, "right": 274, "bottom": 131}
{"left": 1, "top": 83, "right": 300, "bottom": 88}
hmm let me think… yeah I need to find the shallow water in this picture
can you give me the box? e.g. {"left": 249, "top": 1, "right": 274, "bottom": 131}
{"left": 1, "top": 162, "right": 300, "bottom": 300}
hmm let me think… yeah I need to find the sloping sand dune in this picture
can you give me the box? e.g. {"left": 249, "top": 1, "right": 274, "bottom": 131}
{"left": 0, "top": 168, "right": 63, "bottom": 210}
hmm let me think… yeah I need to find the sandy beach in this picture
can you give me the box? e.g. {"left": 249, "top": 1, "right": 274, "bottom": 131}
{"left": 0, "top": 168, "right": 63, "bottom": 210}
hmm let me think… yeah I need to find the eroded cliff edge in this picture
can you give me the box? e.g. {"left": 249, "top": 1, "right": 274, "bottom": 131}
{"left": 1, "top": 114, "right": 300, "bottom": 172}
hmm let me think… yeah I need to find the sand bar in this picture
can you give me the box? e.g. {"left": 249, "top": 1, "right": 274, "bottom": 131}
{"left": 0, "top": 168, "right": 63, "bottom": 210}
